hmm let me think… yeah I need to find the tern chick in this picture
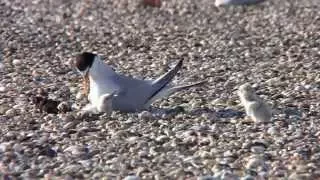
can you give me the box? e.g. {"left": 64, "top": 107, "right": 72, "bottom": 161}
{"left": 238, "top": 83, "right": 272, "bottom": 123}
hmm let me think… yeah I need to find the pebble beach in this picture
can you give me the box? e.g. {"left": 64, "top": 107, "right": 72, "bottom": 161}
{"left": 0, "top": 0, "right": 320, "bottom": 179}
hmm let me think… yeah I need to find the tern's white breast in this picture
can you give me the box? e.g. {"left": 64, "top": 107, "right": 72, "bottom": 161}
{"left": 88, "top": 76, "right": 118, "bottom": 105}
{"left": 88, "top": 57, "right": 119, "bottom": 105}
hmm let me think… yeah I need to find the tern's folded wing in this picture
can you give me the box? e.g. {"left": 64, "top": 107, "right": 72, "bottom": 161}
{"left": 145, "top": 59, "right": 183, "bottom": 103}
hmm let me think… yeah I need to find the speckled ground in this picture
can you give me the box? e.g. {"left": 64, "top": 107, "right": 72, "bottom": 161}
{"left": 0, "top": 0, "right": 320, "bottom": 179}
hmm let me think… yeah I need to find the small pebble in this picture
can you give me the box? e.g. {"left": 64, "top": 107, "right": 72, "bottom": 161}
{"left": 57, "top": 101, "right": 71, "bottom": 113}
{"left": 12, "top": 59, "right": 21, "bottom": 65}
{"left": 5, "top": 109, "right": 16, "bottom": 117}
{"left": 0, "top": 85, "right": 5, "bottom": 92}
{"left": 64, "top": 145, "right": 85, "bottom": 156}
{"left": 63, "top": 121, "right": 77, "bottom": 129}
{"left": 138, "top": 111, "right": 153, "bottom": 120}
{"left": 246, "top": 156, "right": 266, "bottom": 170}
{"left": 155, "top": 135, "right": 169, "bottom": 143}
{"left": 0, "top": 142, "right": 12, "bottom": 152}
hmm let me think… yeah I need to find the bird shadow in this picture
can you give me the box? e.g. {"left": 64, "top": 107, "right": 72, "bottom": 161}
{"left": 149, "top": 106, "right": 245, "bottom": 120}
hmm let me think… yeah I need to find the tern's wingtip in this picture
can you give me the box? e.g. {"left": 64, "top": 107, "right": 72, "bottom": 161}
{"left": 175, "top": 59, "right": 184, "bottom": 69}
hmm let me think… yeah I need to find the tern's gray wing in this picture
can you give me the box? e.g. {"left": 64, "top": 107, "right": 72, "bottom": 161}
{"left": 110, "top": 74, "right": 156, "bottom": 112}
{"left": 111, "top": 60, "right": 183, "bottom": 112}
{"left": 146, "top": 59, "right": 183, "bottom": 103}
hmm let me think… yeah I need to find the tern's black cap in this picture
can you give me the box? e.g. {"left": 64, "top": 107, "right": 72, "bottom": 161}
{"left": 74, "top": 52, "right": 96, "bottom": 71}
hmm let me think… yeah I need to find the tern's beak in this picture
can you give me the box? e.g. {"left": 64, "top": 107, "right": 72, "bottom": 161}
{"left": 82, "top": 68, "right": 89, "bottom": 78}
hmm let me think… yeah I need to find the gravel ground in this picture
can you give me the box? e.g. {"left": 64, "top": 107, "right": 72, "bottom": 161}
{"left": 1, "top": 0, "right": 320, "bottom": 179}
